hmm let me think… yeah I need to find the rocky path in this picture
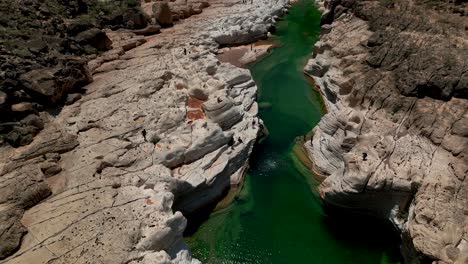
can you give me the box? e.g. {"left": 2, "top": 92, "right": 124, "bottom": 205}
{"left": 0, "top": 0, "right": 289, "bottom": 263}
{"left": 304, "top": 0, "right": 467, "bottom": 263}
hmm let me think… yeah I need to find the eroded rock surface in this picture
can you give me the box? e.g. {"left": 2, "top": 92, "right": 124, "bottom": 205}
{"left": 0, "top": 0, "right": 289, "bottom": 263}
{"left": 305, "top": 0, "right": 467, "bottom": 263}
{"left": 0, "top": 0, "right": 149, "bottom": 147}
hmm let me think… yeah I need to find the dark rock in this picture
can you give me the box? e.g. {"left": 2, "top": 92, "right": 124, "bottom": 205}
{"left": 40, "top": 161, "right": 62, "bottom": 177}
{"left": 123, "top": 9, "right": 150, "bottom": 29}
{"left": 0, "top": 208, "right": 27, "bottom": 260}
{"left": 4, "top": 125, "right": 39, "bottom": 147}
{"left": 0, "top": 122, "right": 20, "bottom": 133}
{"left": 3, "top": 78, "right": 18, "bottom": 88}
{"left": 19, "top": 133, "right": 34, "bottom": 146}
{"left": 20, "top": 61, "right": 92, "bottom": 104}
{"left": 82, "top": 44, "right": 98, "bottom": 55}
{"left": 19, "top": 69, "right": 57, "bottom": 99}
{"left": 67, "top": 19, "right": 94, "bottom": 36}
{"left": 19, "top": 182, "right": 51, "bottom": 209}
{"left": 26, "top": 38, "right": 48, "bottom": 54}
{"left": 74, "top": 28, "right": 112, "bottom": 51}
{"left": 98, "top": 12, "right": 124, "bottom": 29}
{"left": 98, "top": 8, "right": 149, "bottom": 30}
{"left": 21, "top": 114, "right": 44, "bottom": 130}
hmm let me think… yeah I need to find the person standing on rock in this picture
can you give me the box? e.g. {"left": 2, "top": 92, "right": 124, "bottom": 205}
{"left": 183, "top": 48, "right": 187, "bottom": 55}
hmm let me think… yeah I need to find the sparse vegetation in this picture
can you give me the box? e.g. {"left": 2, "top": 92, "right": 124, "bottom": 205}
{"left": 379, "top": 0, "right": 396, "bottom": 8}
{"left": 0, "top": 0, "right": 148, "bottom": 147}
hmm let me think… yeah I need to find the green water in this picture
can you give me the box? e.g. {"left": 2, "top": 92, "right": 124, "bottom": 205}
{"left": 186, "top": 1, "right": 401, "bottom": 263}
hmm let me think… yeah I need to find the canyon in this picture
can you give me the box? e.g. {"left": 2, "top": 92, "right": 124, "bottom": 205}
{"left": 0, "top": 0, "right": 466, "bottom": 263}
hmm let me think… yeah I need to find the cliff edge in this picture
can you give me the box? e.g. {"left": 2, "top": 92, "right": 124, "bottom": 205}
{"left": 305, "top": 0, "right": 467, "bottom": 263}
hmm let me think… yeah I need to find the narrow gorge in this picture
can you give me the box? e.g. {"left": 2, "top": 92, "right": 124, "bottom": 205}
{"left": 0, "top": 0, "right": 466, "bottom": 263}
{"left": 187, "top": 1, "right": 400, "bottom": 262}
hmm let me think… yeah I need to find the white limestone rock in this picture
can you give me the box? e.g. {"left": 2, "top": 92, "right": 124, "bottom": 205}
{"left": 0, "top": 0, "right": 294, "bottom": 263}
{"left": 305, "top": 1, "right": 468, "bottom": 263}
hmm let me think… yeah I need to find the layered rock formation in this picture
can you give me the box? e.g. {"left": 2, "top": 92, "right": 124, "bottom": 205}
{"left": 0, "top": 0, "right": 289, "bottom": 263}
{"left": 305, "top": 0, "right": 467, "bottom": 263}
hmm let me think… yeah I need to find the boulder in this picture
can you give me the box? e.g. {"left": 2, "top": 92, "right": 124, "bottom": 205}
{"left": 20, "top": 63, "right": 92, "bottom": 104}
{"left": 4, "top": 125, "right": 39, "bottom": 147}
{"left": 40, "top": 162, "right": 62, "bottom": 177}
{"left": 20, "top": 69, "right": 55, "bottom": 98}
{"left": 21, "top": 114, "right": 44, "bottom": 130}
{"left": 98, "top": 8, "right": 149, "bottom": 30}
{"left": 152, "top": 2, "right": 173, "bottom": 26}
{"left": 75, "top": 28, "right": 112, "bottom": 51}
{"left": 11, "top": 102, "right": 33, "bottom": 112}
{"left": 26, "top": 38, "right": 48, "bottom": 54}
{"left": 123, "top": 9, "right": 150, "bottom": 29}
{"left": 66, "top": 19, "right": 94, "bottom": 36}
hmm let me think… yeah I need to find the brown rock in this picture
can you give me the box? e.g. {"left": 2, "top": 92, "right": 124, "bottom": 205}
{"left": 19, "top": 62, "right": 92, "bottom": 104}
{"left": 40, "top": 162, "right": 62, "bottom": 177}
{"left": 19, "top": 69, "right": 60, "bottom": 102}
{"left": 74, "top": 28, "right": 112, "bottom": 51}
{"left": 18, "top": 182, "right": 51, "bottom": 209}
{"left": 0, "top": 208, "right": 27, "bottom": 260}
{"left": 21, "top": 114, "right": 44, "bottom": 130}
{"left": 133, "top": 24, "right": 161, "bottom": 35}
{"left": 153, "top": 1, "right": 173, "bottom": 26}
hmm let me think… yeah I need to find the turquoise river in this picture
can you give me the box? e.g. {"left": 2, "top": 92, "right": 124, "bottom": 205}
{"left": 186, "top": 0, "right": 402, "bottom": 263}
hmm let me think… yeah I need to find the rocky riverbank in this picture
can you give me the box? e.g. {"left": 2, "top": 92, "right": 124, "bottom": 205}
{"left": 304, "top": 0, "right": 467, "bottom": 263}
{"left": 0, "top": 0, "right": 290, "bottom": 263}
